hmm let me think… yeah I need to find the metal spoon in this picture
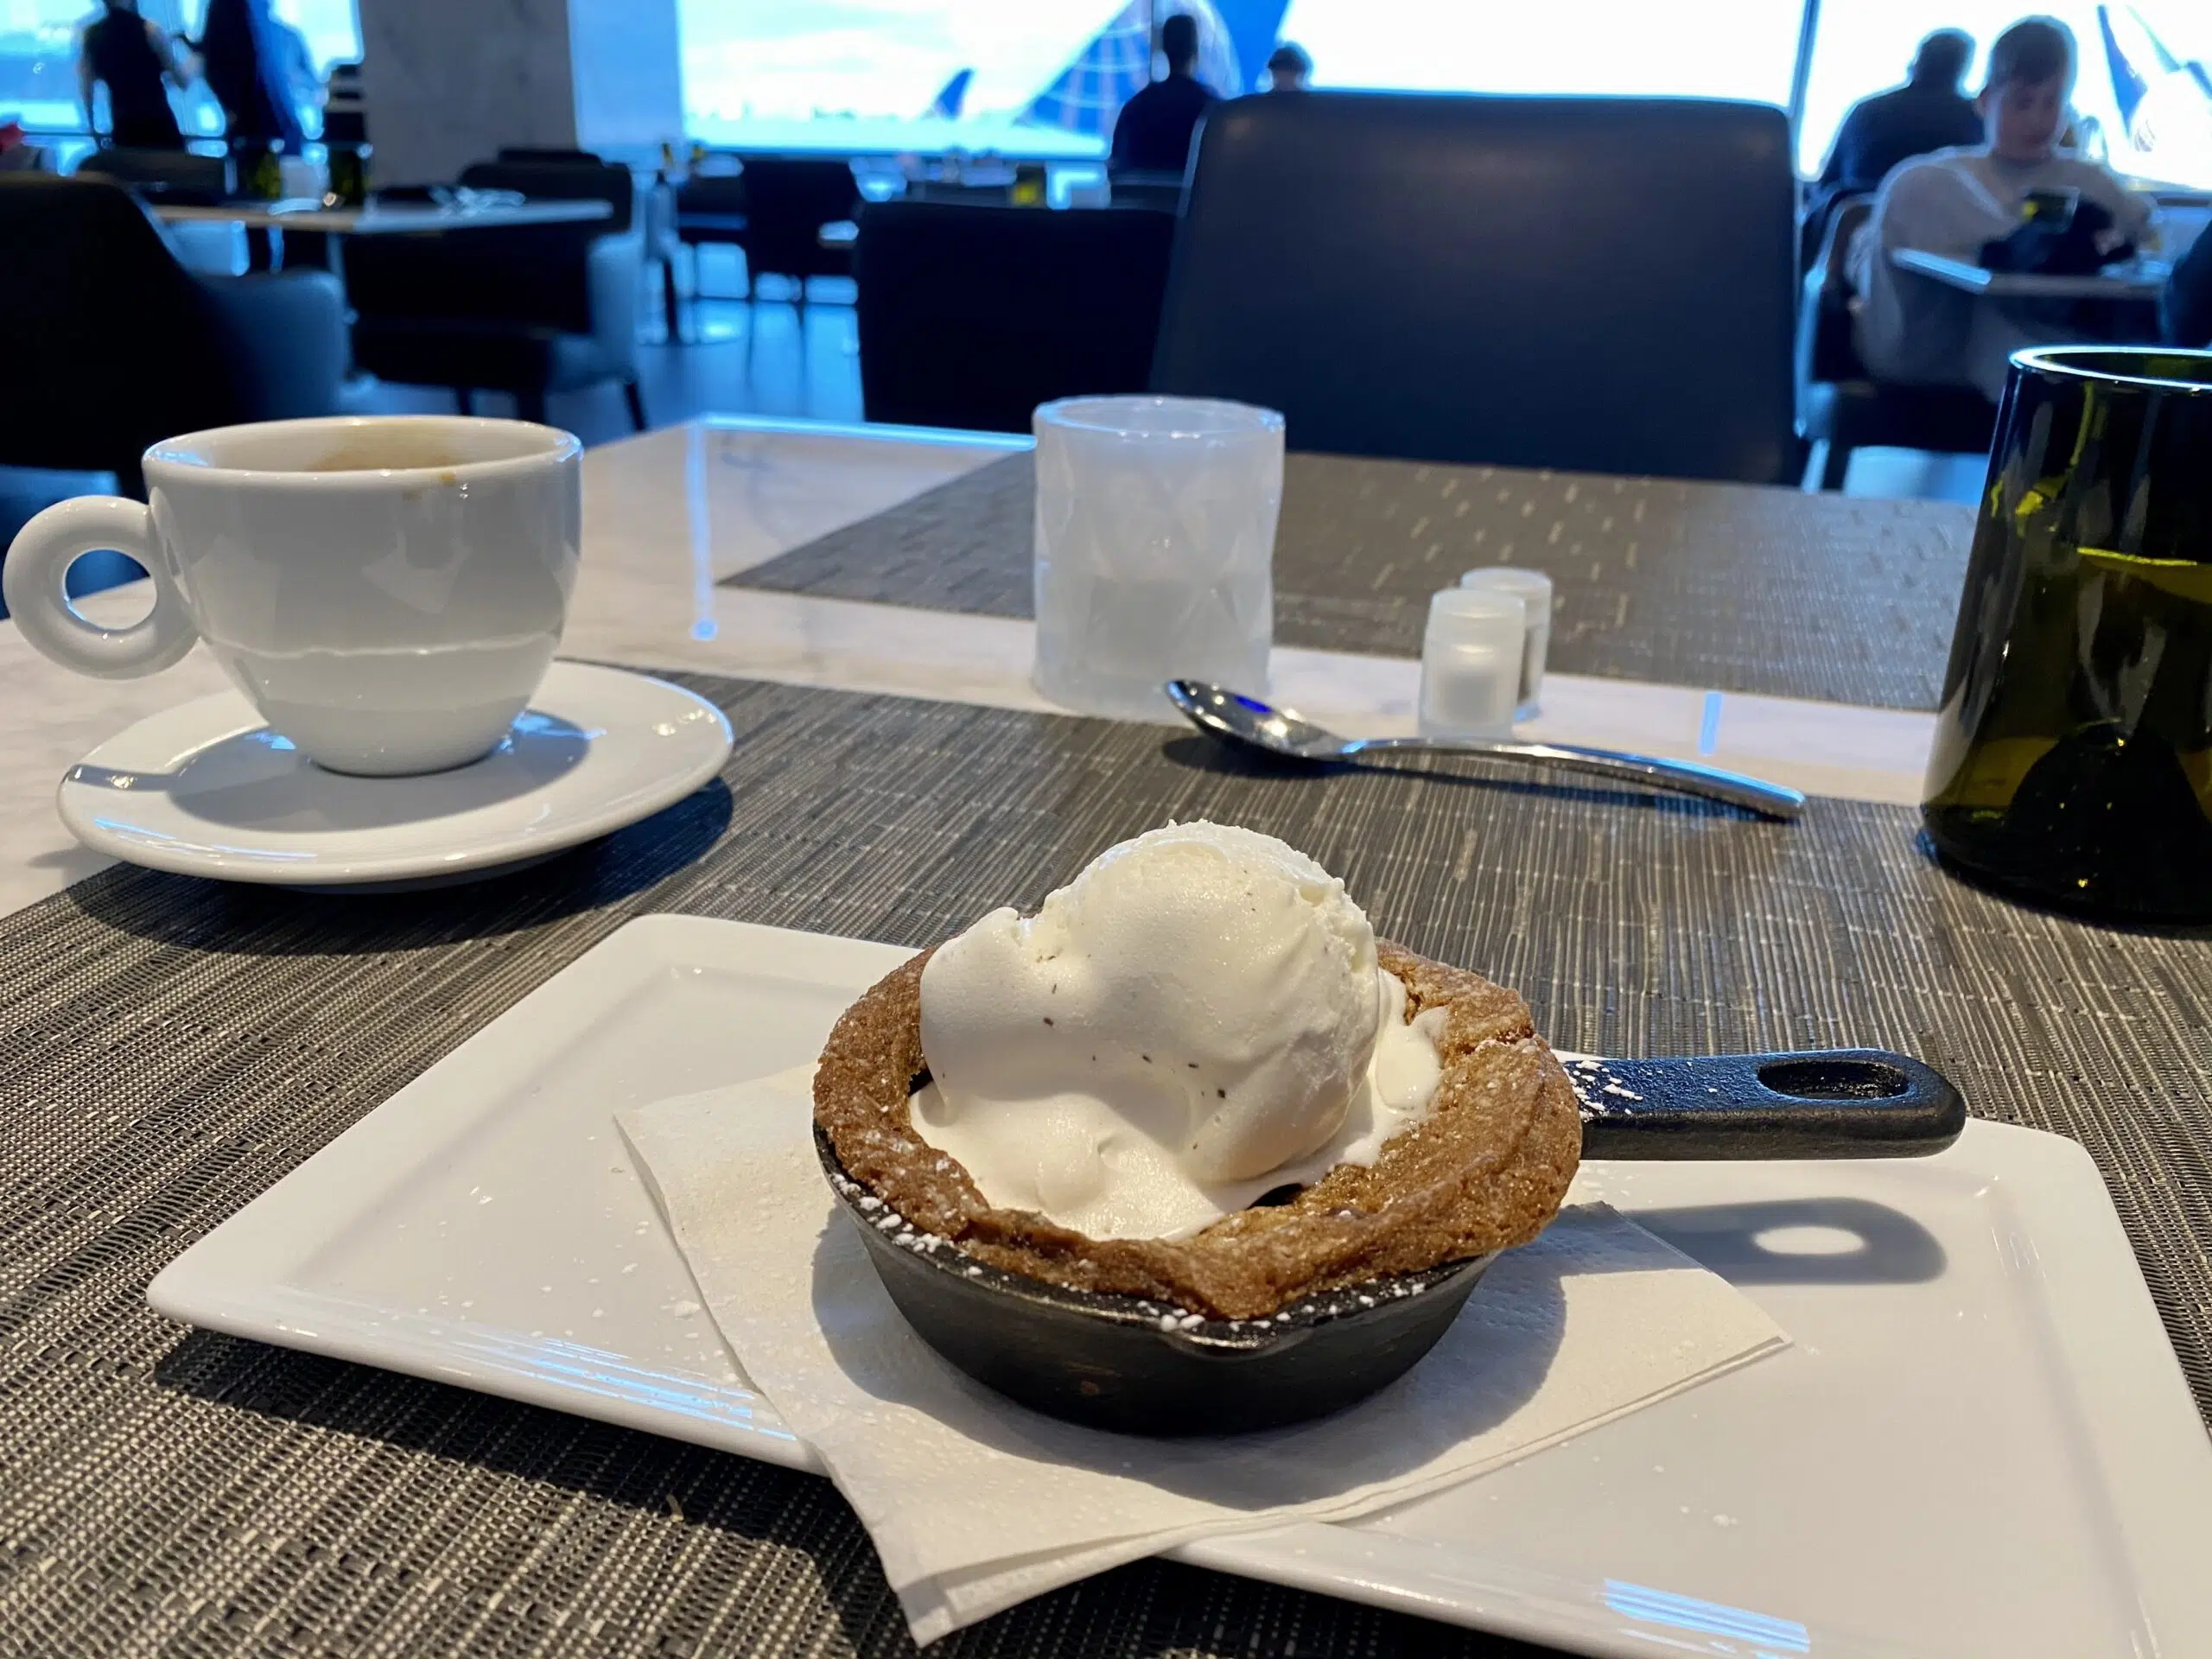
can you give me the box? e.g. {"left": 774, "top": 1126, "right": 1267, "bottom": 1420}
{"left": 1164, "top": 680, "right": 1806, "bottom": 822}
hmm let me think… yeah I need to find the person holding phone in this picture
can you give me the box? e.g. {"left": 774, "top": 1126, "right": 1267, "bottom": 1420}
{"left": 1847, "top": 16, "right": 2155, "bottom": 401}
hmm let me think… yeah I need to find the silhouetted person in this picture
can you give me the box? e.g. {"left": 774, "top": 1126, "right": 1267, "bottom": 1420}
{"left": 321, "top": 60, "right": 366, "bottom": 146}
{"left": 1109, "top": 12, "right": 1216, "bottom": 175}
{"left": 265, "top": 13, "right": 323, "bottom": 132}
{"left": 1803, "top": 31, "right": 1983, "bottom": 267}
{"left": 1821, "top": 31, "right": 1984, "bottom": 196}
{"left": 198, "top": 0, "right": 305, "bottom": 160}
{"left": 197, "top": 0, "right": 305, "bottom": 268}
{"left": 78, "top": 0, "right": 188, "bottom": 151}
{"left": 1850, "top": 16, "right": 2154, "bottom": 399}
{"left": 1266, "top": 42, "right": 1312, "bottom": 93}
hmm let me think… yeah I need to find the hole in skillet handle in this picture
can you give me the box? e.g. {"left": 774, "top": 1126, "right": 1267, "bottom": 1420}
{"left": 812, "top": 1124, "right": 1496, "bottom": 1435}
{"left": 1754, "top": 1057, "right": 1909, "bottom": 1100}
{"left": 1573, "top": 1047, "right": 1967, "bottom": 1161}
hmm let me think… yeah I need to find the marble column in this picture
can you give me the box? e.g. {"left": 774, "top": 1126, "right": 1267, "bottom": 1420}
{"left": 356, "top": 0, "right": 683, "bottom": 184}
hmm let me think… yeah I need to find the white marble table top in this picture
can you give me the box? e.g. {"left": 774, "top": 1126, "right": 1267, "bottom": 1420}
{"left": 0, "top": 416, "right": 1934, "bottom": 918}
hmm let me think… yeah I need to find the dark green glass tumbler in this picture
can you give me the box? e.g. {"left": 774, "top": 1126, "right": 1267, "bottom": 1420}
{"left": 1923, "top": 346, "right": 2212, "bottom": 922}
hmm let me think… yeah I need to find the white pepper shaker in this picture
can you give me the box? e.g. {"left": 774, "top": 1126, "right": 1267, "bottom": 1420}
{"left": 1459, "top": 567, "right": 1553, "bottom": 719}
{"left": 1418, "top": 587, "right": 1525, "bottom": 739}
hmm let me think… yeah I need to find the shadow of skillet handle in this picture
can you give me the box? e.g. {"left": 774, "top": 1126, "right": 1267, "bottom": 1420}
{"left": 1579, "top": 1049, "right": 1967, "bottom": 1160}
{"left": 1626, "top": 1195, "right": 1950, "bottom": 1285}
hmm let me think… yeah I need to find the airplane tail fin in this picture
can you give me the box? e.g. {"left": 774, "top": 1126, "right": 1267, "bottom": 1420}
{"left": 1014, "top": 0, "right": 1298, "bottom": 135}
{"left": 2098, "top": 3, "right": 2196, "bottom": 123}
{"left": 2100, "top": 5, "right": 2153, "bottom": 124}
{"left": 1212, "top": 0, "right": 1294, "bottom": 94}
{"left": 1015, "top": 1, "right": 1153, "bottom": 138}
{"left": 925, "top": 68, "right": 973, "bottom": 121}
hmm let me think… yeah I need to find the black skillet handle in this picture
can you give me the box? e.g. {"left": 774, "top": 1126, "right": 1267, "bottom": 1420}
{"left": 1573, "top": 1049, "right": 1967, "bottom": 1160}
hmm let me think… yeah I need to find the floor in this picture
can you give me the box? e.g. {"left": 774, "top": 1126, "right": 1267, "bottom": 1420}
{"left": 345, "top": 258, "right": 868, "bottom": 442}
{"left": 0, "top": 246, "right": 1984, "bottom": 613}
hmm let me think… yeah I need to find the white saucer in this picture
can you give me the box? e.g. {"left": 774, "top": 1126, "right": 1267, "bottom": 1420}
{"left": 58, "top": 662, "right": 734, "bottom": 888}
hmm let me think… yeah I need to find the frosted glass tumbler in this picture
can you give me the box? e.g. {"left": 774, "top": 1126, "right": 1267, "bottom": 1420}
{"left": 1032, "top": 396, "right": 1283, "bottom": 721}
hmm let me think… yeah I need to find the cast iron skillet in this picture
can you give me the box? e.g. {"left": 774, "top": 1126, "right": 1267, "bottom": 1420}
{"left": 820, "top": 1048, "right": 1964, "bottom": 1436}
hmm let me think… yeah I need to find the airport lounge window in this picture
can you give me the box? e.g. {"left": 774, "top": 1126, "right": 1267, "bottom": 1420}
{"left": 0, "top": 0, "right": 357, "bottom": 155}
{"left": 676, "top": 0, "right": 1803, "bottom": 156}
{"left": 1798, "top": 1, "right": 2212, "bottom": 187}
{"left": 671, "top": 0, "right": 2209, "bottom": 191}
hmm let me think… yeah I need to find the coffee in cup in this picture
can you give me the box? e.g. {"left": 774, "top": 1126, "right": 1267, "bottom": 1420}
{"left": 3, "top": 415, "right": 582, "bottom": 776}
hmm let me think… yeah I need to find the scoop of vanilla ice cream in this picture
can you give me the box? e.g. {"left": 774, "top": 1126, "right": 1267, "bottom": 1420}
{"left": 912, "top": 822, "right": 1449, "bottom": 1240}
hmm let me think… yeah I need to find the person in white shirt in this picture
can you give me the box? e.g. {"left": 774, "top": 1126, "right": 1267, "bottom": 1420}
{"left": 1847, "top": 16, "right": 2155, "bottom": 401}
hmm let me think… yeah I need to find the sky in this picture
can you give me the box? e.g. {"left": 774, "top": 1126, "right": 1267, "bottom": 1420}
{"left": 677, "top": 0, "right": 1126, "bottom": 121}
{"left": 1279, "top": 0, "right": 1803, "bottom": 102}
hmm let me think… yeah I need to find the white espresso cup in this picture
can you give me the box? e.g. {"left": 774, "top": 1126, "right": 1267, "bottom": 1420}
{"left": 3, "top": 415, "right": 582, "bottom": 776}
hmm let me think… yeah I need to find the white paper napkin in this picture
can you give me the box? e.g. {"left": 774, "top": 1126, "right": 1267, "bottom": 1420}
{"left": 620, "top": 1067, "right": 1787, "bottom": 1645}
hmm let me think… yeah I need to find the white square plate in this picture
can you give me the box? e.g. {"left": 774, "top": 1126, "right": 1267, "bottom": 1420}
{"left": 150, "top": 916, "right": 2212, "bottom": 1659}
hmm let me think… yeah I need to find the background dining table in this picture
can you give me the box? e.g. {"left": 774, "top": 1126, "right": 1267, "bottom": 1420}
{"left": 1889, "top": 245, "right": 2173, "bottom": 301}
{"left": 149, "top": 198, "right": 616, "bottom": 236}
{"left": 4, "top": 415, "right": 2210, "bottom": 1658}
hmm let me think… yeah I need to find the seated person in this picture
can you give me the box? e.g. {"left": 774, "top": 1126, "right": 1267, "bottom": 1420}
{"left": 2164, "top": 222, "right": 2212, "bottom": 347}
{"left": 1110, "top": 12, "right": 1217, "bottom": 175}
{"left": 1266, "top": 42, "right": 1312, "bottom": 92}
{"left": 1804, "top": 29, "right": 1983, "bottom": 267}
{"left": 1847, "top": 16, "right": 2154, "bottom": 401}
{"left": 1821, "top": 29, "right": 1984, "bottom": 199}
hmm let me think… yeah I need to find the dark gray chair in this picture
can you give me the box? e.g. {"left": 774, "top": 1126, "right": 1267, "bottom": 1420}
{"left": 344, "top": 156, "right": 645, "bottom": 429}
{"left": 1150, "top": 92, "right": 1800, "bottom": 484}
{"left": 1795, "top": 196, "right": 1994, "bottom": 490}
{"left": 74, "top": 147, "right": 230, "bottom": 200}
{"left": 0, "top": 174, "right": 346, "bottom": 497}
{"left": 669, "top": 171, "right": 747, "bottom": 338}
{"left": 2159, "top": 213, "right": 2212, "bottom": 347}
{"left": 902, "top": 181, "right": 1019, "bottom": 205}
{"left": 724, "top": 157, "right": 857, "bottom": 311}
{"left": 671, "top": 159, "right": 859, "bottom": 336}
{"left": 322, "top": 60, "right": 366, "bottom": 147}
{"left": 855, "top": 200, "right": 1177, "bottom": 433}
{"left": 74, "top": 148, "right": 245, "bottom": 272}
{"left": 496, "top": 148, "right": 604, "bottom": 165}
{"left": 1108, "top": 169, "right": 1185, "bottom": 211}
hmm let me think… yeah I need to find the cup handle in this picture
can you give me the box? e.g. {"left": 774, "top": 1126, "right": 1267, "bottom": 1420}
{"left": 3, "top": 497, "right": 197, "bottom": 679}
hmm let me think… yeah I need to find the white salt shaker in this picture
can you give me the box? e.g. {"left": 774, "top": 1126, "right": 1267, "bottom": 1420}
{"left": 1459, "top": 567, "right": 1553, "bottom": 719}
{"left": 1418, "top": 588, "right": 1525, "bottom": 739}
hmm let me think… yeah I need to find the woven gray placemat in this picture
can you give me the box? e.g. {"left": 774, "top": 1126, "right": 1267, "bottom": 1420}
{"left": 4, "top": 671, "right": 2209, "bottom": 1659}
{"left": 722, "top": 452, "right": 1976, "bottom": 711}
